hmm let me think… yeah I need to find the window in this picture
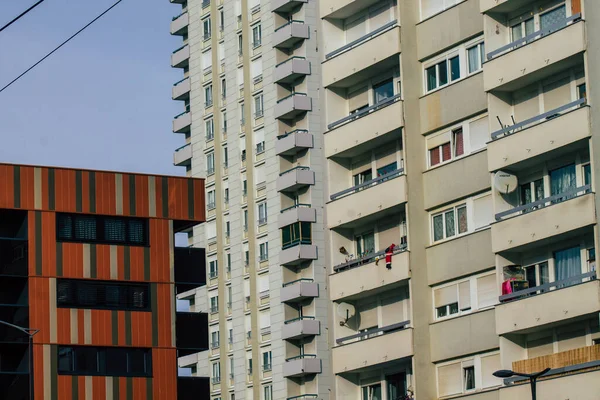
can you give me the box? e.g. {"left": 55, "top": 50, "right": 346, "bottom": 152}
{"left": 429, "top": 142, "right": 451, "bottom": 166}
{"left": 373, "top": 78, "right": 394, "bottom": 104}
{"left": 281, "top": 222, "right": 312, "bottom": 249}
{"left": 207, "top": 190, "right": 216, "bottom": 209}
{"left": 256, "top": 141, "right": 265, "bottom": 154}
{"left": 207, "top": 152, "right": 215, "bottom": 175}
{"left": 58, "top": 346, "right": 152, "bottom": 377}
{"left": 252, "top": 24, "right": 262, "bottom": 48}
{"left": 463, "top": 365, "right": 475, "bottom": 391}
{"left": 238, "top": 34, "right": 243, "bottom": 56}
{"left": 353, "top": 169, "right": 373, "bottom": 186}
{"left": 57, "top": 214, "right": 148, "bottom": 246}
{"left": 221, "top": 78, "right": 227, "bottom": 100}
{"left": 223, "top": 147, "right": 229, "bottom": 168}
{"left": 219, "top": 9, "right": 225, "bottom": 31}
{"left": 433, "top": 272, "right": 496, "bottom": 320}
{"left": 467, "top": 42, "right": 485, "bottom": 74}
{"left": 210, "top": 296, "right": 219, "bottom": 313}
{"left": 263, "top": 385, "right": 272, "bottom": 400}
{"left": 57, "top": 279, "right": 149, "bottom": 311}
{"left": 205, "top": 85, "right": 213, "bottom": 107}
{"left": 427, "top": 114, "right": 489, "bottom": 167}
{"left": 203, "top": 17, "right": 211, "bottom": 40}
{"left": 211, "top": 331, "right": 220, "bottom": 348}
{"left": 432, "top": 204, "right": 467, "bottom": 242}
{"left": 243, "top": 210, "right": 249, "bottom": 231}
{"left": 262, "top": 351, "right": 272, "bottom": 371}
{"left": 209, "top": 260, "right": 218, "bottom": 278}
{"left": 258, "top": 202, "right": 267, "bottom": 225}
{"left": 437, "top": 351, "right": 501, "bottom": 397}
{"left": 452, "top": 128, "right": 464, "bottom": 157}
{"left": 206, "top": 118, "right": 215, "bottom": 140}
{"left": 212, "top": 362, "right": 221, "bottom": 383}
{"left": 224, "top": 188, "right": 230, "bottom": 204}
{"left": 578, "top": 83, "right": 587, "bottom": 102}
{"left": 355, "top": 231, "right": 375, "bottom": 256}
{"left": 362, "top": 384, "right": 382, "bottom": 400}
{"left": 259, "top": 242, "right": 268, "bottom": 261}
{"left": 254, "top": 93, "right": 264, "bottom": 118}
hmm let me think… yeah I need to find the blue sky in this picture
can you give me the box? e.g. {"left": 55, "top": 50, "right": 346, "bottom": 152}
{"left": 0, "top": 0, "right": 186, "bottom": 176}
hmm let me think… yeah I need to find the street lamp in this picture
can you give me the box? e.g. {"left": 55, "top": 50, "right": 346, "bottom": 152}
{"left": 0, "top": 320, "right": 39, "bottom": 400}
{"left": 493, "top": 367, "right": 551, "bottom": 400}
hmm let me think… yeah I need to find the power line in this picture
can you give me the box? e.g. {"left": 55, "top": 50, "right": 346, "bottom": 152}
{"left": 0, "top": 0, "right": 125, "bottom": 94}
{"left": 0, "top": 0, "right": 46, "bottom": 33}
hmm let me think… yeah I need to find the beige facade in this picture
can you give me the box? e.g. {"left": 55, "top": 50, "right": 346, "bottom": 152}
{"left": 170, "top": 0, "right": 600, "bottom": 399}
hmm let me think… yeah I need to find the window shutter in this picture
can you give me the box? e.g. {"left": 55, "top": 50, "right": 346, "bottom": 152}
{"left": 218, "top": 43, "right": 225, "bottom": 63}
{"left": 251, "top": 58, "right": 263, "bottom": 80}
{"left": 253, "top": 128, "right": 265, "bottom": 147}
{"left": 202, "top": 49, "right": 212, "bottom": 70}
{"left": 237, "top": 67, "right": 244, "bottom": 86}
{"left": 344, "top": 15, "right": 366, "bottom": 43}
{"left": 254, "top": 165, "right": 265, "bottom": 185}
{"left": 347, "top": 86, "right": 368, "bottom": 111}
{"left": 258, "top": 274, "right": 269, "bottom": 293}
{"left": 434, "top": 285, "right": 458, "bottom": 308}
{"left": 259, "top": 310, "right": 270, "bottom": 329}
{"left": 469, "top": 116, "right": 489, "bottom": 151}
{"left": 244, "top": 279, "right": 250, "bottom": 297}
{"left": 206, "top": 221, "right": 217, "bottom": 239}
{"left": 477, "top": 274, "right": 497, "bottom": 308}
{"left": 481, "top": 354, "right": 502, "bottom": 388}
{"left": 513, "top": 86, "right": 540, "bottom": 122}
{"left": 441, "top": 142, "right": 451, "bottom": 161}
{"left": 458, "top": 281, "right": 471, "bottom": 310}
{"left": 437, "top": 362, "right": 462, "bottom": 397}
{"left": 358, "top": 301, "right": 378, "bottom": 330}
{"left": 542, "top": 75, "right": 571, "bottom": 112}
{"left": 473, "top": 193, "right": 493, "bottom": 230}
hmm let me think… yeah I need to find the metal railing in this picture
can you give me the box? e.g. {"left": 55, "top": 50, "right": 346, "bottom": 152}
{"left": 282, "top": 238, "right": 312, "bottom": 250}
{"left": 285, "top": 354, "right": 316, "bottom": 362}
{"left": 173, "top": 77, "right": 188, "bottom": 87}
{"left": 207, "top": 202, "right": 216, "bottom": 210}
{"left": 263, "top": 363, "right": 272, "bottom": 371}
{"left": 330, "top": 167, "right": 404, "bottom": 201}
{"left": 491, "top": 98, "right": 586, "bottom": 139}
{"left": 258, "top": 217, "right": 268, "bottom": 225}
{"left": 333, "top": 243, "right": 408, "bottom": 273}
{"left": 255, "top": 110, "right": 264, "bottom": 119}
{"left": 172, "top": 11, "right": 187, "bottom": 21}
{"left": 328, "top": 93, "right": 402, "bottom": 130}
{"left": 282, "top": 278, "right": 314, "bottom": 287}
{"left": 253, "top": 74, "right": 263, "bottom": 84}
{"left": 174, "top": 143, "right": 190, "bottom": 153}
{"left": 277, "top": 92, "right": 307, "bottom": 104}
{"left": 207, "top": 167, "right": 215, "bottom": 175}
{"left": 275, "top": 19, "right": 304, "bottom": 33}
{"left": 336, "top": 320, "right": 410, "bottom": 345}
{"left": 499, "top": 271, "right": 596, "bottom": 302}
{"left": 280, "top": 203, "right": 311, "bottom": 213}
{"left": 285, "top": 316, "right": 315, "bottom": 324}
{"left": 287, "top": 396, "right": 318, "bottom": 400}
{"left": 209, "top": 271, "right": 218, "bottom": 279}
{"left": 253, "top": 40, "right": 262, "bottom": 49}
{"left": 210, "top": 305, "right": 219, "bottom": 313}
{"left": 277, "top": 128, "right": 309, "bottom": 140}
{"left": 487, "top": 14, "right": 581, "bottom": 60}
{"left": 494, "top": 184, "right": 591, "bottom": 221}
{"left": 173, "top": 107, "right": 190, "bottom": 120}
{"left": 210, "top": 341, "right": 219, "bottom": 349}
{"left": 259, "top": 290, "right": 270, "bottom": 299}
{"left": 279, "top": 165, "right": 310, "bottom": 177}
{"left": 205, "top": 99, "right": 213, "bottom": 108}
{"left": 275, "top": 56, "right": 307, "bottom": 68}
{"left": 172, "top": 44, "right": 188, "bottom": 54}
{"left": 211, "top": 376, "right": 220, "bottom": 384}
{"left": 326, "top": 20, "right": 397, "bottom": 59}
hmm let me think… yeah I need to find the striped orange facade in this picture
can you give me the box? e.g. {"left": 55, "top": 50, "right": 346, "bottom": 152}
{"left": 0, "top": 164, "right": 205, "bottom": 400}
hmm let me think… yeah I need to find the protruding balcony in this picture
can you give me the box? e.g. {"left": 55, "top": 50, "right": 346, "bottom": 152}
{"left": 282, "top": 317, "right": 320, "bottom": 340}
{"left": 277, "top": 166, "right": 315, "bottom": 193}
{"left": 170, "top": 0, "right": 186, "bottom": 3}
{"left": 178, "top": 377, "right": 210, "bottom": 400}
{"left": 330, "top": 246, "right": 408, "bottom": 301}
{"left": 492, "top": 190, "right": 595, "bottom": 253}
{"left": 174, "top": 247, "right": 206, "bottom": 294}
{"left": 176, "top": 312, "right": 209, "bottom": 357}
{"left": 283, "top": 355, "right": 321, "bottom": 378}
{"left": 172, "top": 77, "right": 191, "bottom": 101}
{"left": 274, "top": 93, "right": 312, "bottom": 120}
{"left": 174, "top": 143, "right": 192, "bottom": 167}
{"left": 319, "top": 0, "right": 380, "bottom": 19}
{"left": 279, "top": 244, "right": 317, "bottom": 266}
{"left": 327, "top": 169, "right": 406, "bottom": 229}
{"left": 278, "top": 204, "right": 316, "bottom": 228}
{"left": 332, "top": 323, "right": 412, "bottom": 374}
{"left": 172, "top": 45, "right": 190, "bottom": 68}
{"left": 281, "top": 279, "right": 319, "bottom": 303}
{"left": 173, "top": 109, "right": 192, "bottom": 133}
{"left": 273, "top": 20, "right": 309, "bottom": 49}
{"left": 272, "top": 0, "right": 307, "bottom": 13}
{"left": 484, "top": 17, "right": 585, "bottom": 92}
{"left": 325, "top": 94, "right": 403, "bottom": 158}
{"left": 274, "top": 57, "right": 311, "bottom": 84}
{"left": 276, "top": 130, "right": 314, "bottom": 156}
{"left": 171, "top": 12, "right": 189, "bottom": 36}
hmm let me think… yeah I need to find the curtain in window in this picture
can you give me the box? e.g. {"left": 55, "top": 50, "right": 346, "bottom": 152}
{"left": 363, "top": 232, "right": 375, "bottom": 254}
{"left": 457, "top": 206, "right": 468, "bottom": 234}
{"left": 467, "top": 46, "right": 479, "bottom": 73}
{"left": 453, "top": 129, "right": 464, "bottom": 156}
{"left": 433, "top": 214, "right": 444, "bottom": 241}
{"left": 463, "top": 367, "right": 475, "bottom": 390}
{"left": 540, "top": 5, "right": 566, "bottom": 31}
{"left": 445, "top": 210, "right": 455, "bottom": 238}
{"left": 584, "top": 164, "right": 592, "bottom": 187}
{"left": 550, "top": 164, "right": 576, "bottom": 202}
{"left": 554, "top": 247, "right": 581, "bottom": 283}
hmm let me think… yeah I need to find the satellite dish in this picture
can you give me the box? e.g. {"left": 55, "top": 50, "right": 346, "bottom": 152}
{"left": 336, "top": 303, "right": 355, "bottom": 322}
{"left": 494, "top": 171, "right": 518, "bottom": 194}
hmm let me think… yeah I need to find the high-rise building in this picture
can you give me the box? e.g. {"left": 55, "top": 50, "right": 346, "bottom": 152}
{"left": 0, "top": 164, "right": 208, "bottom": 399}
{"left": 172, "top": 0, "right": 600, "bottom": 398}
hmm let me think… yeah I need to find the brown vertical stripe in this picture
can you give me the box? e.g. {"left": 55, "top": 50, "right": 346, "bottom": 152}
{"left": 113, "top": 377, "right": 119, "bottom": 400}
{"left": 143, "top": 247, "right": 150, "bottom": 282}
{"left": 126, "top": 377, "right": 133, "bottom": 400}
{"left": 89, "top": 171, "right": 96, "bottom": 213}
{"left": 146, "top": 378, "right": 153, "bottom": 400}
{"left": 129, "top": 174, "right": 137, "bottom": 216}
{"left": 161, "top": 177, "right": 169, "bottom": 218}
{"left": 13, "top": 165, "right": 20, "bottom": 208}
{"left": 72, "top": 373, "right": 79, "bottom": 400}
{"left": 50, "top": 345, "right": 58, "bottom": 400}
{"left": 35, "top": 212, "right": 42, "bottom": 276}
{"left": 48, "top": 168, "right": 56, "bottom": 210}
{"left": 90, "top": 244, "right": 97, "bottom": 278}
{"left": 151, "top": 284, "right": 158, "bottom": 347}
{"left": 124, "top": 247, "right": 131, "bottom": 280}
{"left": 187, "top": 178, "right": 194, "bottom": 219}
{"left": 111, "top": 310, "right": 119, "bottom": 345}
{"left": 56, "top": 242, "right": 63, "bottom": 277}
{"left": 75, "top": 170, "right": 82, "bottom": 212}
{"left": 125, "top": 311, "right": 132, "bottom": 346}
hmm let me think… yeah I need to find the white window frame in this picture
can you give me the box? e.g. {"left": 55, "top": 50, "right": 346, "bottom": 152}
{"left": 258, "top": 202, "right": 267, "bottom": 225}
{"left": 252, "top": 23, "right": 262, "bottom": 48}
{"left": 206, "top": 118, "right": 215, "bottom": 141}
{"left": 203, "top": 17, "right": 212, "bottom": 40}
{"left": 206, "top": 152, "right": 215, "bottom": 175}
{"left": 210, "top": 295, "right": 219, "bottom": 313}
{"left": 263, "top": 384, "right": 272, "bottom": 400}
{"left": 466, "top": 40, "right": 485, "bottom": 75}
{"left": 259, "top": 242, "right": 268, "bottom": 261}
{"left": 435, "top": 350, "right": 501, "bottom": 398}
{"left": 431, "top": 203, "right": 468, "bottom": 243}
{"left": 207, "top": 190, "right": 216, "bottom": 209}
{"left": 209, "top": 259, "right": 218, "bottom": 278}
{"left": 262, "top": 351, "right": 272, "bottom": 371}
{"left": 254, "top": 93, "right": 264, "bottom": 118}
{"left": 205, "top": 84, "right": 213, "bottom": 108}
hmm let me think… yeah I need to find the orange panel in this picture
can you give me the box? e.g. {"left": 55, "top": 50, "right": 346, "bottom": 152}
{"left": 42, "top": 212, "right": 57, "bottom": 277}
{"left": 122, "top": 174, "right": 131, "bottom": 216}
{"left": 95, "top": 245, "right": 111, "bottom": 280}
{"left": 33, "top": 344, "right": 45, "bottom": 399}
{"left": 20, "top": 166, "right": 35, "bottom": 210}
{"left": 81, "top": 171, "right": 90, "bottom": 213}
{"left": 77, "top": 309, "right": 85, "bottom": 344}
{"left": 154, "top": 177, "right": 164, "bottom": 218}
{"left": 58, "top": 375, "right": 73, "bottom": 400}
{"left": 92, "top": 376, "right": 106, "bottom": 399}
{"left": 572, "top": 0, "right": 581, "bottom": 14}
{"left": 118, "top": 311, "right": 126, "bottom": 346}
{"left": 129, "top": 246, "right": 145, "bottom": 282}
{"left": 54, "top": 168, "right": 76, "bottom": 212}
{"left": 119, "top": 377, "right": 128, "bottom": 400}
{"left": 156, "top": 284, "right": 173, "bottom": 347}
{"left": 95, "top": 172, "right": 116, "bottom": 215}
{"left": 78, "top": 376, "right": 85, "bottom": 399}
{"left": 194, "top": 179, "right": 206, "bottom": 221}
{"left": 29, "top": 277, "right": 50, "bottom": 343}
{"left": 130, "top": 311, "right": 153, "bottom": 348}
{"left": 91, "top": 310, "right": 112, "bottom": 346}
{"left": 150, "top": 219, "right": 170, "bottom": 283}
{"left": 0, "top": 165, "right": 14, "bottom": 208}
{"left": 135, "top": 175, "right": 149, "bottom": 217}
{"left": 62, "top": 243, "right": 84, "bottom": 279}
{"left": 56, "top": 308, "right": 71, "bottom": 344}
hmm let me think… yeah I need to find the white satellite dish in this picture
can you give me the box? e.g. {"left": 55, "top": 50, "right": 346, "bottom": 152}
{"left": 494, "top": 171, "right": 518, "bottom": 194}
{"left": 336, "top": 303, "right": 356, "bottom": 322}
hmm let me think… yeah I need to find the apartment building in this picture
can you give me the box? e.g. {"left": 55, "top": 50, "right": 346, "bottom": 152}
{"left": 0, "top": 163, "right": 208, "bottom": 399}
{"left": 172, "top": 0, "right": 600, "bottom": 399}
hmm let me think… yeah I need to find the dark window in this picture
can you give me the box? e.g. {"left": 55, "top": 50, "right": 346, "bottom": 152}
{"left": 57, "top": 346, "right": 152, "bottom": 377}
{"left": 281, "top": 222, "right": 312, "bottom": 249}
{"left": 57, "top": 213, "right": 148, "bottom": 246}
{"left": 57, "top": 279, "right": 150, "bottom": 311}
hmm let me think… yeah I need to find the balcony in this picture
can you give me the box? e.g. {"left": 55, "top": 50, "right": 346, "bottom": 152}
{"left": 174, "top": 247, "right": 206, "bottom": 294}
{"left": 278, "top": 204, "right": 316, "bottom": 228}
{"left": 319, "top": 0, "right": 380, "bottom": 19}
{"left": 172, "top": 77, "right": 191, "bottom": 101}
{"left": 325, "top": 94, "right": 403, "bottom": 158}
{"left": 323, "top": 22, "right": 400, "bottom": 88}
{"left": 488, "top": 102, "right": 589, "bottom": 171}
{"left": 492, "top": 190, "right": 595, "bottom": 253}
{"left": 274, "top": 57, "right": 311, "bottom": 84}
{"left": 274, "top": 93, "right": 312, "bottom": 120}
{"left": 484, "top": 17, "right": 585, "bottom": 92}
{"left": 277, "top": 167, "right": 315, "bottom": 193}
{"left": 173, "top": 110, "right": 191, "bottom": 133}
{"left": 330, "top": 246, "right": 409, "bottom": 302}
{"left": 332, "top": 323, "right": 412, "bottom": 374}
{"left": 173, "top": 143, "right": 192, "bottom": 167}
{"left": 283, "top": 355, "right": 321, "bottom": 378}
{"left": 171, "top": 12, "right": 189, "bottom": 36}
{"left": 327, "top": 169, "right": 406, "bottom": 229}
{"left": 178, "top": 377, "right": 210, "bottom": 400}
{"left": 281, "top": 279, "right": 319, "bottom": 303}
{"left": 172, "top": 45, "right": 190, "bottom": 68}
{"left": 176, "top": 312, "right": 209, "bottom": 357}
{"left": 496, "top": 275, "right": 599, "bottom": 335}
{"left": 276, "top": 130, "right": 313, "bottom": 157}
{"left": 279, "top": 244, "right": 317, "bottom": 266}
{"left": 273, "top": 20, "right": 309, "bottom": 49}
{"left": 272, "top": 0, "right": 307, "bottom": 13}
{"left": 282, "top": 317, "right": 320, "bottom": 340}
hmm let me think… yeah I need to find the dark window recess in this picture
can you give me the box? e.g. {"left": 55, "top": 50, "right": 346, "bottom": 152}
{"left": 57, "top": 213, "right": 148, "bottom": 246}
{"left": 57, "top": 279, "right": 150, "bottom": 311}
{"left": 57, "top": 346, "right": 152, "bottom": 377}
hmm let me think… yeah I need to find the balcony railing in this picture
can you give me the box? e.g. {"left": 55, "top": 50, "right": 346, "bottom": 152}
{"left": 210, "top": 305, "right": 219, "bottom": 313}
{"left": 328, "top": 93, "right": 402, "bottom": 130}
{"left": 282, "top": 238, "right": 312, "bottom": 250}
{"left": 279, "top": 165, "right": 309, "bottom": 176}
{"left": 277, "top": 128, "right": 308, "bottom": 140}
{"left": 172, "top": 44, "right": 188, "bottom": 54}
{"left": 258, "top": 217, "right": 267, "bottom": 225}
{"left": 174, "top": 104, "right": 190, "bottom": 120}
{"left": 280, "top": 203, "right": 311, "bottom": 213}
{"left": 275, "top": 19, "right": 304, "bottom": 33}
{"left": 172, "top": 11, "right": 187, "bottom": 21}
{"left": 209, "top": 270, "right": 218, "bottom": 279}
{"left": 326, "top": 20, "right": 397, "bottom": 59}
{"left": 330, "top": 167, "right": 404, "bottom": 201}
{"left": 275, "top": 56, "right": 307, "bottom": 68}
{"left": 499, "top": 271, "right": 596, "bottom": 303}
{"left": 173, "top": 77, "right": 188, "bottom": 87}
{"left": 276, "top": 92, "right": 307, "bottom": 104}
{"left": 333, "top": 242, "right": 407, "bottom": 273}
{"left": 510, "top": 344, "right": 600, "bottom": 377}
{"left": 211, "top": 341, "right": 219, "bottom": 349}
{"left": 336, "top": 320, "right": 410, "bottom": 345}
{"left": 494, "top": 184, "right": 591, "bottom": 221}
{"left": 285, "top": 354, "right": 316, "bottom": 362}
{"left": 287, "top": 396, "right": 319, "bottom": 400}
{"left": 282, "top": 278, "right": 314, "bottom": 287}
{"left": 487, "top": 14, "right": 581, "bottom": 61}
{"left": 504, "top": 355, "right": 600, "bottom": 385}
{"left": 491, "top": 98, "right": 586, "bottom": 140}
{"left": 211, "top": 376, "right": 220, "bottom": 384}
{"left": 284, "top": 316, "right": 315, "bottom": 324}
